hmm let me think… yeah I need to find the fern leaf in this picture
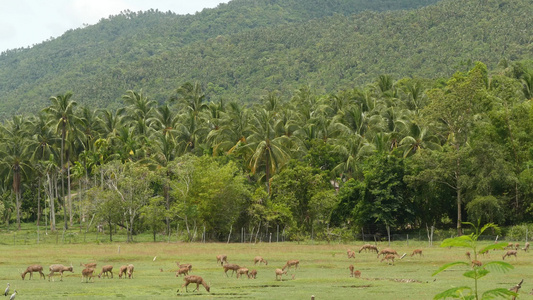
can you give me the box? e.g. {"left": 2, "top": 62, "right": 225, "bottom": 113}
{"left": 432, "top": 261, "right": 470, "bottom": 276}
{"left": 481, "top": 288, "right": 517, "bottom": 299}
{"left": 434, "top": 286, "right": 472, "bottom": 299}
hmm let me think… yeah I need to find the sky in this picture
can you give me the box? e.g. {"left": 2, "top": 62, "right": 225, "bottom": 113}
{"left": 0, "top": 0, "right": 231, "bottom": 52}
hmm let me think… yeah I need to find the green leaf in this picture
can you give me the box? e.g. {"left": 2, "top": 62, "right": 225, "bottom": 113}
{"left": 478, "top": 223, "right": 497, "bottom": 236}
{"left": 481, "top": 288, "right": 517, "bottom": 299}
{"left": 478, "top": 242, "right": 507, "bottom": 254}
{"left": 483, "top": 261, "right": 514, "bottom": 273}
{"left": 434, "top": 286, "right": 472, "bottom": 299}
{"left": 432, "top": 261, "right": 470, "bottom": 276}
{"left": 440, "top": 235, "right": 474, "bottom": 248}
{"left": 463, "top": 269, "right": 489, "bottom": 279}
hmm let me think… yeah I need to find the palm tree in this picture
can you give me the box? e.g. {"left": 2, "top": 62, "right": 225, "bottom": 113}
{"left": 207, "top": 102, "right": 250, "bottom": 155}
{"left": 43, "top": 92, "right": 78, "bottom": 229}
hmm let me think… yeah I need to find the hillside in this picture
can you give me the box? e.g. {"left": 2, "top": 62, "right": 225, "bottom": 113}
{"left": 0, "top": 0, "right": 531, "bottom": 119}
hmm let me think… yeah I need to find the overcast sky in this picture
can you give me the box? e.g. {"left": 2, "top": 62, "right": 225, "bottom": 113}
{"left": 0, "top": 0, "right": 231, "bottom": 52}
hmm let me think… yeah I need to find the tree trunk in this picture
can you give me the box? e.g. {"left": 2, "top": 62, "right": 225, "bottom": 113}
{"left": 456, "top": 152, "right": 462, "bottom": 236}
{"left": 37, "top": 177, "right": 41, "bottom": 226}
{"left": 61, "top": 129, "right": 68, "bottom": 230}
{"left": 68, "top": 161, "right": 73, "bottom": 227}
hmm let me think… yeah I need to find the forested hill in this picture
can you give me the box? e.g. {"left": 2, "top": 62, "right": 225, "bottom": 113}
{"left": 0, "top": 0, "right": 531, "bottom": 119}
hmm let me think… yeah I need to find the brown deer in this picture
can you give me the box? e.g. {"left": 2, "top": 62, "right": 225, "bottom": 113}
{"left": 253, "top": 256, "right": 268, "bottom": 265}
{"left": 380, "top": 254, "right": 396, "bottom": 265}
{"left": 505, "top": 242, "right": 515, "bottom": 250}
{"left": 182, "top": 275, "right": 210, "bottom": 293}
{"left": 353, "top": 270, "right": 361, "bottom": 278}
{"left": 248, "top": 269, "right": 257, "bottom": 279}
{"left": 118, "top": 265, "right": 128, "bottom": 279}
{"left": 349, "top": 264, "right": 355, "bottom": 277}
{"left": 377, "top": 248, "right": 400, "bottom": 258}
{"left": 80, "top": 262, "right": 97, "bottom": 269}
{"left": 275, "top": 268, "right": 287, "bottom": 281}
{"left": 471, "top": 260, "right": 483, "bottom": 267}
{"left": 236, "top": 268, "right": 249, "bottom": 279}
{"left": 282, "top": 260, "right": 299, "bottom": 271}
{"left": 503, "top": 250, "right": 518, "bottom": 260}
{"left": 410, "top": 249, "right": 423, "bottom": 257}
{"left": 21, "top": 265, "right": 45, "bottom": 280}
{"left": 216, "top": 255, "right": 228, "bottom": 266}
{"left": 127, "top": 264, "right": 134, "bottom": 279}
{"left": 48, "top": 264, "right": 74, "bottom": 281}
{"left": 223, "top": 264, "right": 240, "bottom": 277}
{"left": 81, "top": 267, "right": 95, "bottom": 283}
{"left": 176, "top": 267, "right": 189, "bottom": 277}
{"left": 176, "top": 262, "right": 193, "bottom": 271}
{"left": 347, "top": 250, "right": 356, "bottom": 259}
{"left": 98, "top": 265, "right": 113, "bottom": 278}
{"left": 523, "top": 242, "right": 530, "bottom": 252}
{"left": 466, "top": 251, "right": 471, "bottom": 260}
{"left": 515, "top": 243, "right": 520, "bottom": 250}
{"left": 359, "top": 244, "right": 378, "bottom": 253}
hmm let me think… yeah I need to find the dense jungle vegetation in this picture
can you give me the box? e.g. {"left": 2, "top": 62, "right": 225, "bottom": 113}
{"left": 0, "top": 0, "right": 532, "bottom": 241}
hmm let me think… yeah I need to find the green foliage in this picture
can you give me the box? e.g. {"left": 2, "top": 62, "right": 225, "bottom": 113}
{"left": 432, "top": 221, "right": 516, "bottom": 300}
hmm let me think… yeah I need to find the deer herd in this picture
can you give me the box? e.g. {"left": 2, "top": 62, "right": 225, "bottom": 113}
{"left": 9, "top": 240, "right": 531, "bottom": 295}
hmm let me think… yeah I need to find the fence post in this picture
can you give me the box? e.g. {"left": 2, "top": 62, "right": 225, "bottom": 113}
{"left": 277, "top": 225, "right": 279, "bottom": 243}
{"left": 407, "top": 234, "right": 409, "bottom": 246}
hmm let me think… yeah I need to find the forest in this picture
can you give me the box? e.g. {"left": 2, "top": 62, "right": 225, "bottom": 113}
{"left": 0, "top": 0, "right": 532, "bottom": 241}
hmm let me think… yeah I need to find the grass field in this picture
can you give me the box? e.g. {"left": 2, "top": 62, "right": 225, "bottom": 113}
{"left": 0, "top": 240, "right": 529, "bottom": 299}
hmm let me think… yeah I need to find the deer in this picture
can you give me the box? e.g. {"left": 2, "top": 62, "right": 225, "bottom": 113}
{"left": 21, "top": 264, "right": 45, "bottom": 280}
{"left": 48, "top": 264, "right": 74, "bottom": 281}
{"left": 505, "top": 242, "right": 515, "bottom": 250}
{"left": 176, "top": 262, "right": 193, "bottom": 271}
{"left": 98, "top": 265, "right": 113, "bottom": 279}
{"left": 471, "top": 260, "right": 483, "bottom": 268}
{"left": 127, "top": 264, "right": 134, "bottom": 279}
{"left": 523, "top": 242, "right": 530, "bottom": 252}
{"left": 248, "top": 269, "right": 257, "bottom": 279}
{"left": 275, "top": 268, "right": 287, "bottom": 281}
{"left": 81, "top": 267, "right": 95, "bottom": 283}
{"left": 349, "top": 264, "right": 355, "bottom": 277}
{"left": 176, "top": 267, "right": 190, "bottom": 277}
{"left": 282, "top": 260, "right": 299, "bottom": 271}
{"left": 377, "top": 248, "right": 400, "bottom": 258}
{"left": 466, "top": 251, "right": 471, "bottom": 260}
{"left": 380, "top": 254, "right": 396, "bottom": 265}
{"left": 359, "top": 244, "right": 378, "bottom": 253}
{"left": 410, "top": 249, "right": 423, "bottom": 257}
{"left": 216, "top": 255, "right": 228, "bottom": 266}
{"left": 253, "top": 256, "right": 268, "bottom": 265}
{"left": 503, "top": 250, "right": 518, "bottom": 260}
{"left": 347, "top": 250, "right": 356, "bottom": 259}
{"left": 515, "top": 243, "right": 520, "bottom": 250}
{"left": 118, "top": 265, "right": 128, "bottom": 279}
{"left": 80, "top": 262, "right": 97, "bottom": 269}
{"left": 223, "top": 264, "right": 240, "bottom": 277}
{"left": 181, "top": 275, "right": 210, "bottom": 293}
{"left": 236, "top": 268, "right": 249, "bottom": 279}
{"left": 353, "top": 270, "right": 361, "bottom": 278}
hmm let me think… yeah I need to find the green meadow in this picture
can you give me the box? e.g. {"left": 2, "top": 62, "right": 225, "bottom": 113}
{"left": 0, "top": 238, "right": 529, "bottom": 299}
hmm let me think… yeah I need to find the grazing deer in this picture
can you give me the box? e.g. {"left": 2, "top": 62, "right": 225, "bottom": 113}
{"left": 381, "top": 254, "right": 396, "bottom": 265}
{"left": 515, "top": 243, "right": 520, "bottom": 250}
{"left": 503, "top": 250, "right": 518, "bottom": 260}
{"left": 216, "top": 255, "right": 228, "bottom": 266}
{"left": 253, "top": 256, "right": 268, "bottom": 265}
{"left": 410, "top": 249, "right": 423, "bottom": 257}
{"left": 176, "top": 262, "right": 193, "bottom": 271}
{"left": 523, "top": 242, "right": 530, "bottom": 252}
{"left": 21, "top": 264, "right": 45, "bottom": 280}
{"left": 182, "top": 275, "right": 210, "bottom": 293}
{"left": 48, "top": 264, "right": 74, "bottom": 281}
{"left": 223, "top": 264, "right": 240, "bottom": 277}
{"left": 471, "top": 260, "right": 483, "bottom": 268}
{"left": 176, "top": 267, "right": 190, "bottom": 277}
{"left": 127, "top": 264, "right": 134, "bottom": 279}
{"left": 505, "top": 242, "right": 515, "bottom": 250}
{"left": 80, "top": 262, "right": 97, "bottom": 269}
{"left": 359, "top": 244, "right": 378, "bottom": 253}
{"left": 377, "top": 248, "right": 400, "bottom": 258}
{"left": 248, "top": 269, "right": 257, "bottom": 279}
{"left": 118, "top": 265, "right": 128, "bottom": 279}
{"left": 236, "top": 268, "right": 249, "bottom": 279}
{"left": 98, "top": 265, "right": 113, "bottom": 278}
{"left": 282, "top": 260, "right": 299, "bottom": 271}
{"left": 353, "top": 270, "right": 361, "bottom": 278}
{"left": 275, "top": 268, "right": 287, "bottom": 281}
{"left": 81, "top": 267, "right": 95, "bottom": 283}
{"left": 347, "top": 250, "right": 356, "bottom": 259}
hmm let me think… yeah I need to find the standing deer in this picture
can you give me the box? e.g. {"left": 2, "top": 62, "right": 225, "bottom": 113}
{"left": 377, "top": 248, "right": 400, "bottom": 258}
{"left": 48, "top": 264, "right": 74, "bottom": 281}
{"left": 523, "top": 242, "right": 530, "bottom": 252}
{"left": 216, "top": 255, "right": 228, "bottom": 266}
{"left": 176, "top": 267, "right": 189, "bottom": 277}
{"left": 176, "top": 262, "right": 193, "bottom": 271}
{"left": 127, "top": 264, "right": 134, "bottom": 279}
{"left": 503, "top": 250, "right": 518, "bottom": 260}
{"left": 81, "top": 267, "right": 95, "bottom": 283}
{"left": 248, "top": 269, "right": 257, "bottom": 279}
{"left": 80, "top": 262, "right": 97, "bottom": 269}
{"left": 410, "top": 249, "right": 423, "bottom": 257}
{"left": 282, "top": 260, "right": 299, "bottom": 271}
{"left": 359, "top": 244, "right": 378, "bottom": 253}
{"left": 380, "top": 254, "right": 396, "bottom": 265}
{"left": 253, "top": 256, "right": 268, "bottom": 265}
{"left": 347, "top": 250, "right": 356, "bottom": 259}
{"left": 21, "top": 265, "right": 45, "bottom": 280}
{"left": 223, "top": 264, "right": 240, "bottom": 277}
{"left": 349, "top": 265, "right": 355, "bottom": 277}
{"left": 236, "top": 268, "right": 249, "bottom": 279}
{"left": 98, "top": 265, "right": 113, "bottom": 278}
{"left": 181, "top": 275, "right": 210, "bottom": 293}
{"left": 275, "top": 269, "right": 287, "bottom": 281}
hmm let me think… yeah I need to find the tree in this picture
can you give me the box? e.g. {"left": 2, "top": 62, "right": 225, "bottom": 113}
{"left": 140, "top": 196, "right": 167, "bottom": 242}
{"left": 91, "top": 188, "right": 123, "bottom": 242}
{"left": 44, "top": 92, "right": 79, "bottom": 229}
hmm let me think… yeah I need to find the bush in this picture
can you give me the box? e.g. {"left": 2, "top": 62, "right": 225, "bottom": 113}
{"left": 505, "top": 224, "right": 533, "bottom": 241}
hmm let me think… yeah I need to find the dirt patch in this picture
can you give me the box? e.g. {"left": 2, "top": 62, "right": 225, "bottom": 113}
{"left": 362, "top": 277, "right": 423, "bottom": 283}
{"left": 339, "top": 284, "right": 373, "bottom": 288}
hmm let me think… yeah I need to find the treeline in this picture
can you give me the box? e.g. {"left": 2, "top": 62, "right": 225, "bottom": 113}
{"left": 1, "top": 61, "right": 532, "bottom": 241}
{"left": 1, "top": 0, "right": 531, "bottom": 119}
